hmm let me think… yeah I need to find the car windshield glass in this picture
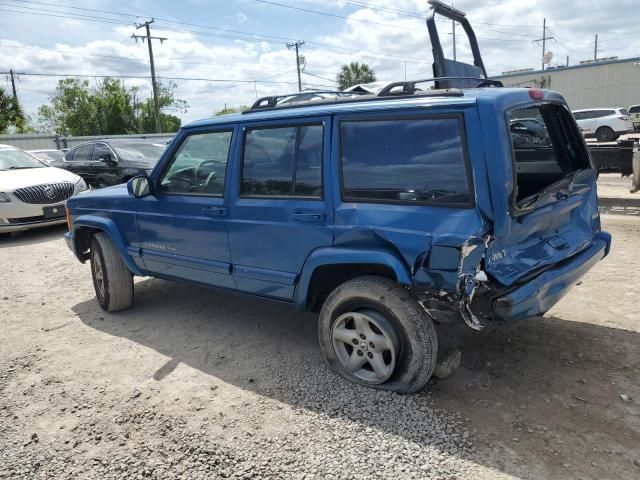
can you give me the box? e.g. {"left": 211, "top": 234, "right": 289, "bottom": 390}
{"left": 0, "top": 149, "right": 46, "bottom": 170}
{"left": 113, "top": 143, "right": 165, "bottom": 163}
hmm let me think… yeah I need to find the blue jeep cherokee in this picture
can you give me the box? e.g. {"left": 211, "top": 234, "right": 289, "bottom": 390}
{"left": 64, "top": 3, "right": 611, "bottom": 392}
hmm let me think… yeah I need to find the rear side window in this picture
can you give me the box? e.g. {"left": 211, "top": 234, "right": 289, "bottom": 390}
{"left": 340, "top": 117, "right": 471, "bottom": 205}
{"left": 71, "top": 144, "right": 92, "bottom": 162}
{"left": 241, "top": 124, "right": 323, "bottom": 198}
{"left": 509, "top": 104, "right": 590, "bottom": 204}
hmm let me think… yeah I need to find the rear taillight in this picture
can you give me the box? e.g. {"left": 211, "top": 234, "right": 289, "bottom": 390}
{"left": 528, "top": 89, "right": 544, "bottom": 100}
{"left": 618, "top": 116, "right": 631, "bottom": 120}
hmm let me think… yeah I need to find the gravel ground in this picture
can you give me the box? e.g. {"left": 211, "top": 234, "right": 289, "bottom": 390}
{"left": 1, "top": 180, "right": 639, "bottom": 479}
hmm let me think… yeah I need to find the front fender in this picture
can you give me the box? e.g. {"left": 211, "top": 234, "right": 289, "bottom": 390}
{"left": 72, "top": 214, "right": 142, "bottom": 276}
{"left": 293, "top": 247, "right": 412, "bottom": 310}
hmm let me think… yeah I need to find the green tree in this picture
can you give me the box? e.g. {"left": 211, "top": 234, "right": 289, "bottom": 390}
{"left": 336, "top": 62, "right": 377, "bottom": 90}
{"left": 38, "top": 79, "right": 98, "bottom": 135}
{"left": 137, "top": 81, "right": 188, "bottom": 133}
{"left": 214, "top": 105, "right": 249, "bottom": 116}
{"left": 37, "top": 78, "right": 188, "bottom": 135}
{"left": 0, "top": 87, "right": 28, "bottom": 133}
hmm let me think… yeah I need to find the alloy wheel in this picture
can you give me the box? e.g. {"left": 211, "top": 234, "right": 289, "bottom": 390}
{"left": 331, "top": 309, "right": 400, "bottom": 384}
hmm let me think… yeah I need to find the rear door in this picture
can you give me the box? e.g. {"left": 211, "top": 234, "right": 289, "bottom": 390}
{"left": 486, "top": 102, "right": 599, "bottom": 286}
{"left": 226, "top": 116, "right": 332, "bottom": 300}
{"left": 63, "top": 144, "right": 94, "bottom": 182}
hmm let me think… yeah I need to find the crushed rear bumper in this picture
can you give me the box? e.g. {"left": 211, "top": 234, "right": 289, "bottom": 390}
{"left": 492, "top": 232, "right": 611, "bottom": 321}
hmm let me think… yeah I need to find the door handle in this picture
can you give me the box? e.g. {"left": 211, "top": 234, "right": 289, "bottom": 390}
{"left": 202, "top": 206, "right": 228, "bottom": 217}
{"left": 291, "top": 212, "right": 325, "bottom": 223}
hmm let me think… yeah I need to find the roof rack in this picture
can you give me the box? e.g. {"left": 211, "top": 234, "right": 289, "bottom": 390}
{"left": 247, "top": 90, "right": 367, "bottom": 112}
{"left": 378, "top": 76, "right": 502, "bottom": 96}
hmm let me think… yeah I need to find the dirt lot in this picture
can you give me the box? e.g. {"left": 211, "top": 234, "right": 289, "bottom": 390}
{"left": 1, "top": 176, "right": 639, "bottom": 479}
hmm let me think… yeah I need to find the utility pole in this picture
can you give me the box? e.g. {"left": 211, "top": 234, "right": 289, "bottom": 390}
{"left": 132, "top": 19, "right": 167, "bottom": 133}
{"left": 452, "top": 2, "right": 457, "bottom": 61}
{"left": 594, "top": 34, "right": 598, "bottom": 61}
{"left": 287, "top": 41, "right": 305, "bottom": 92}
{"left": 0, "top": 70, "right": 25, "bottom": 106}
{"left": 533, "top": 18, "right": 554, "bottom": 71}
{"left": 9, "top": 69, "right": 18, "bottom": 104}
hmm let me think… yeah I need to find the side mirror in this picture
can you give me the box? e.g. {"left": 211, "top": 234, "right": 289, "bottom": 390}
{"left": 100, "top": 154, "right": 116, "bottom": 164}
{"left": 127, "top": 176, "right": 151, "bottom": 198}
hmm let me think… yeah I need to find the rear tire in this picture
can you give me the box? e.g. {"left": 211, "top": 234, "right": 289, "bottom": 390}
{"left": 90, "top": 232, "right": 133, "bottom": 312}
{"left": 595, "top": 126, "right": 615, "bottom": 142}
{"left": 318, "top": 276, "right": 438, "bottom": 393}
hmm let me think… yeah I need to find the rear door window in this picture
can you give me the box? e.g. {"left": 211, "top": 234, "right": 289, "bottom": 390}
{"left": 339, "top": 117, "right": 471, "bottom": 205}
{"left": 241, "top": 124, "right": 324, "bottom": 198}
{"left": 508, "top": 104, "right": 590, "bottom": 203}
{"left": 70, "top": 144, "right": 93, "bottom": 162}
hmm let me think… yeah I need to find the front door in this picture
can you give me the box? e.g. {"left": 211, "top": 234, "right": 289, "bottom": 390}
{"left": 136, "top": 128, "right": 236, "bottom": 288}
{"left": 226, "top": 118, "right": 333, "bottom": 300}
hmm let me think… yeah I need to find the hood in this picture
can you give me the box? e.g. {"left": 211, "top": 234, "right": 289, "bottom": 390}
{"left": 0, "top": 166, "right": 81, "bottom": 191}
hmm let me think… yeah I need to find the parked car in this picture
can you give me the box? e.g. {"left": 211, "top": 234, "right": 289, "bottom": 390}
{"left": 0, "top": 144, "right": 88, "bottom": 233}
{"left": 28, "top": 149, "right": 66, "bottom": 164}
{"left": 64, "top": 1, "right": 611, "bottom": 393}
{"left": 51, "top": 139, "right": 166, "bottom": 188}
{"left": 628, "top": 104, "right": 640, "bottom": 131}
{"left": 572, "top": 108, "right": 633, "bottom": 142}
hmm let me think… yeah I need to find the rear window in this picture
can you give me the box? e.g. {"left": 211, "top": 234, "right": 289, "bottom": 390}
{"left": 620, "top": 109, "right": 630, "bottom": 116}
{"left": 509, "top": 104, "right": 590, "bottom": 204}
{"left": 340, "top": 117, "right": 471, "bottom": 205}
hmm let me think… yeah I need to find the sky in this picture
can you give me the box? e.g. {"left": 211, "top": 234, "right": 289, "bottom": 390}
{"left": 1, "top": 0, "right": 639, "bottom": 126}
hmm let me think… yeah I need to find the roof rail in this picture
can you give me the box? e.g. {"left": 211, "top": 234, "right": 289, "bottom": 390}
{"left": 246, "top": 90, "right": 367, "bottom": 113}
{"left": 378, "top": 77, "right": 503, "bottom": 96}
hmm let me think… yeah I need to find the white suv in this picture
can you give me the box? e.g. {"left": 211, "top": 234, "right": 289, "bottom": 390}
{"left": 0, "top": 144, "right": 88, "bottom": 234}
{"left": 572, "top": 108, "right": 633, "bottom": 142}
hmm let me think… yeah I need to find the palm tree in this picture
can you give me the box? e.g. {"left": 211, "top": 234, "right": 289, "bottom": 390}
{"left": 336, "top": 62, "right": 377, "bottom": 90}
{"left": 0, "top": 87, "right": 28, "bottom": 133}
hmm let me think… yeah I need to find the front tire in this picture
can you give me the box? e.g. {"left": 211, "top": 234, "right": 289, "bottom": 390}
{"left": 90, "top": 232, "right": 133, "bottom": 312}
{"left": 318, "top": 276, "right": 438, "bottom": 393}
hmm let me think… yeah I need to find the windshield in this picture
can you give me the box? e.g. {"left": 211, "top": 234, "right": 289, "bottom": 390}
{"left": 0, "top": 149, "right": 47, "bottom": 170}
{"left": 113, "top": 143, "right": 165, "bottom": 163}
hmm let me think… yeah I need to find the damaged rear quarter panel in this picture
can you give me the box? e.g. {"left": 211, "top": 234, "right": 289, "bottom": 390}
{"left": 331, "top": 105, "right": 493, "bottom": 293}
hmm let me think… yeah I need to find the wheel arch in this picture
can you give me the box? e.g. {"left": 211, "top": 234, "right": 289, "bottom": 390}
{"left": 294, "top": 247, "right": 412, "bottom": 311}
{"left": 72, "top": 215, "right": 142, "bottom": 275}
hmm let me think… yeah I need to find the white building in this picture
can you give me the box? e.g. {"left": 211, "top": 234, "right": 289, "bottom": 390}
{"left": 493, "top": 56, "right": 640, "bottom": 110}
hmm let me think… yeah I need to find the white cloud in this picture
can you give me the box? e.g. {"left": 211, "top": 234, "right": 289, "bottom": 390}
{"left": 2, "top": 0, "right": 640, "bottom": 127}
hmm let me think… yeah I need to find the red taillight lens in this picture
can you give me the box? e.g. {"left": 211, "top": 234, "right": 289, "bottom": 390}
{"left": 528, "top": 88, "right": 544, "bottom": 100}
